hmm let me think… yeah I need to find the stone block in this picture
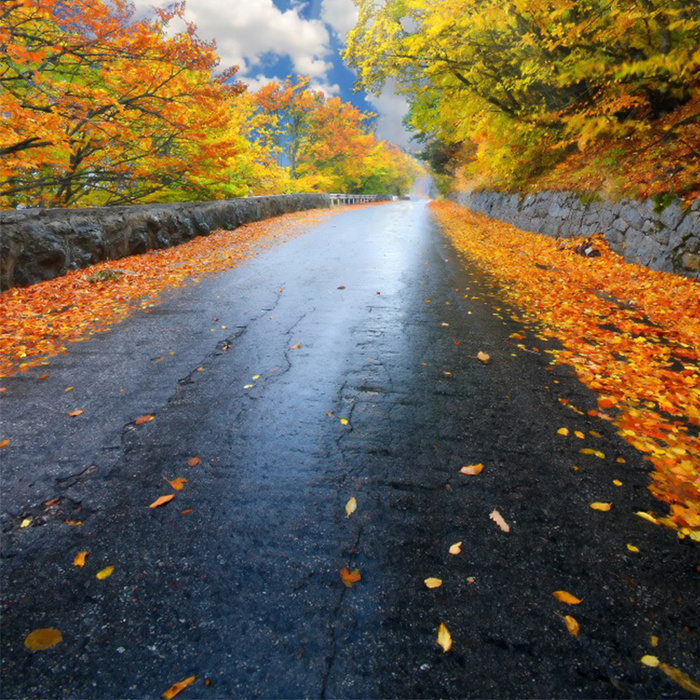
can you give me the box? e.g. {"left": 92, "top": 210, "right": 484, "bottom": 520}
{"left": 660, "top": 201, "right": 685, "bottom": 230}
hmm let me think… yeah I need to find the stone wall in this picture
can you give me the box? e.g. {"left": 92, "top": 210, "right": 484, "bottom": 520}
{"left": 454, "top": 190, "right": 700, "bottom": 279}
{"left": 0, "top": 193, "right": 330, "bottom": 290}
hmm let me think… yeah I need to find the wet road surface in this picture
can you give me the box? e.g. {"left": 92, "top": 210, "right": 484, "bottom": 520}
{"left": 1, "top": 201, "right": 698, "bottom": 698}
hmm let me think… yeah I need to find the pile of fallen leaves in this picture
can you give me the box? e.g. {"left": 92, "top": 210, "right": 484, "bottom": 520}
{"left": 431, "top": 201, "right": 700, "bottom": 539}
{"left": 0, "top": 207, "right": 342, "bottom": 377}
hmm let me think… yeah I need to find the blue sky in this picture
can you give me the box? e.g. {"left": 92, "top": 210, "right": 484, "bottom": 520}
{"left": 131, "top": 0, "right": 414, "bottom": 149}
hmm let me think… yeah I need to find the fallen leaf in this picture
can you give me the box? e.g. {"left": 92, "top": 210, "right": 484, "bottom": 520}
{"left": 590, "top": 502, "right": 612, "bottom": 511}
{"left": 489, "top": 509, "right": 510, "bottom": 532}
{"left": 337, "top": 285, "right": 345, "bottom": 289}
{"left": 651, "top": 635, "right": 659, "bottom": 647}
{"left": 553, "top": 590, "right": 582, "bottom": 604}
{"left": 437, "top": 622, "right": 452, "bottom": 652}
{"left": 243, "top": 384, "right": 254, "bottom": 389}
{"left": 168, "top": 478, "right": 187, "bottom": 491}
{"left": 510, "top": 332, "right": 526, "bottom": 340}
{"left": 149, "top": 494, "right": 175, "bottom": 508}
{"left": 38, "top": 373, "right": 49, "bottom": 380}
{"left": 0, "top": 439, "right": 9, "bottom": 447}
{"left": 627, "top": 543, "right": 640, "bottom": 552}
{"left": 340, "top": 567, "right": 361, "bottom": 588}
{"left": 636, "top": 511, "right": 659, "bottom": 524}
{"left": 68, "top": 409, "right": 83, "bottom": 417}
{"left": 466, "top": 576, "right": 476, "bottom": 584}
{"left": 64, "top": 520, "right": 82, "bottom": 526}
{"left": 290, "top": 342, "right": 301, "bottom": 350}
{"left": 424, "top": 577, "right": 443, "bottom": 588}
{"left": 181, "top": 509, "right": 193, "bottom": 514}
{"left": 460, "top": 463, "right": 484, "bottom": 476}
{"left": 96, "top": 565, "right": 114, "bottom": 580}
{"left": 574, "top": 430, "right": 585, "bottom": 439}
{"left": 641, "top": 655, "right": 660, "bottom": 667}
{"left": 564, "top": 615, "right": 579, "bottom": 636}
{"left": 64, "top": 386, "right": 73, "bottom": 392}
{"left": 20, "top": 518, "right": 31, "bottom": 528}
{"left": 557, "top": 427, "right": 570, "bottom": 436}
{"left": 658, "top": 664, "right": 700, "bottom": 695}
{"left": 613, "top": 479, "right": 623, "bottom": 486}
{"left": 477, "top": 351, "right": 490, "bottom": 364}
{"left": 73, "top": 551, "right": 88, "bottom": 567}
{"left": 579, "top": 448, "right": 605, "bottom": 459}
{"left": 345, "top": 497, "right": 357, "bottom": 518}
{"left": 340, "top": 418, "right": 349, "bottom": 425}
{"left": 252, "top": 375, "right": 260, "bottom": 380}
{"left": 43, "top": 498, "right": 58, "bottom": 507}
{"left": 449, "top": 541, "right": 462, "bottom": 555}
{"left": 187, "top": 457, "right": 201, "bottom": 467}
{"left": 598, "top": 397, "right": 615, "bottom": 409}
{"left": 24, "top": 628, "right": 62, "bottom": 651}
{"left": 162, "top": 675, "right": 198, "bottom": 699}
{"left": 135, "top": 414, "right": 154, "bottom": 425}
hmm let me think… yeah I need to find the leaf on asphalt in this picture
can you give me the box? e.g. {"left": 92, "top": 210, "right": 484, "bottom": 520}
{"left": 187, "top": 457, "right": 201, "bottom": 467}
{"left": 510, "top": 332, "right": 526, "bottom": 340}
{"left": 564, "top": 615, "right": 580, "bottom": 636}
{"left": 579, "top": 448, "right": 605, "bottom": 459}
{"left": 96, "top": 565, "right": 114, "bottom": 580}
{"left": 636, "top": 511, "right": 659, "bottom": 524}
{"left": 73, "top": 551, "right": 88, "bottom": 567}
{"left": 340, "top": 418, "right": 349, "bottom": 425}
{"left": 598, "top": 397, "right": 616, "bottom": 409}
{"left": 168, "top": 478, "right": 187, "bottom": 491}
{"left": 460, "top": 463, "right": 484, "bottom": 475}
{"left": 659, "top": 663, "right": 700, "bottom": 695}
{"left": 24, "top": 628, "right": 62, "bottom": 651}
{"left": 424, "top": 577, "right": 443, "bottom": 589}
{"left": 553, "top": 590, "right": 582, "bottom": 604}
{"left": 290, "top": 342, "right": 301, "bottom": 350}
{"left": 437, "top": 622, "right": 452, "bottom": 653}
{"left": 627, "top": 543, "right": 640, "bottom": 552}
{"left": 345, "top": 497, "right": 357, "bottom": 518}
{"left": 651, "top": 635, "right": 659, "bottom": 647}
{"left": 340, "top": 567, "right": 361, "bottom": 588}
{"left": 557, "top": 427, "right": 569, "bottom": 436}
{"left": 38, "top": 373, "right": 49, "bottom": 380}
{"left": 477, "top": 351, "right": 490, "bottom": 364}
{"left": 135, "top": 414, "right": 154, "bottom": 425}
{"left": 149, "top": 494, "right": 175, "bottom": 508}
{"left": 243, "top": 384, "right": 254, "bottom": 389}
{"left": 590, "top": 502, "right": 612, "bottom": 511}
{"left": 641, "top": 655, "right": 660, "bottom": 667}
{"left": 449, "top": 541, "right": 462, "bottom": 555}
{"left": 68, "top": 409, "right": 83, "bottom": 417}
{"left": 162, "top": 675, "right": 198, "bottom": 699}
{"left": 64, "top": 520, "right": 82, "bottom": 526}
{"left": 252, "top": 375, "right": 260, "bottom": 380}
{"left": 613, "top": 479, "right": 623, "bottom": 486}
{"left": 337, "top": 285, "right": 345, "bottom": 289}
{"left": 20, "top": 518, "right": 31, "bottom": 528}
{"left": 574, "top": 430, "right": 585, "bottom": 439}
{"left": 489, "top": 509, "right": 510, "bottom": 532}
{"left": 0, "top": 439, "right": 9, "bottom": 447}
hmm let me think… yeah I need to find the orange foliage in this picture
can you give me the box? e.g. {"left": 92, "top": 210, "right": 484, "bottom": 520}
{"left": 0, "top": 208, "right": 344, "bottom": 376}
{"left": 431, "top": 201, "right": 700, "bottom": 538}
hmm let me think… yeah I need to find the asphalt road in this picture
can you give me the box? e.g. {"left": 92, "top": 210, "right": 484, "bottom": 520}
{"left": 1, "top": 201, "right": 697, "bottom": 699}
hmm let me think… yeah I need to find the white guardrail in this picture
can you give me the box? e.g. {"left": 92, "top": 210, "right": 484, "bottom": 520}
{"left": 328, "top": 194, "right": 397, "bottom": 206}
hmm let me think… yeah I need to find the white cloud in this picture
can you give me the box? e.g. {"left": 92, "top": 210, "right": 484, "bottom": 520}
{"left": 131, "top": 0, "right": 332, "bottom": 78}
{"left": 320, "top": 0, "right": 358, "bottom": 39}
{"left": 364, "top": 79, "right": 415, "bottom": 151}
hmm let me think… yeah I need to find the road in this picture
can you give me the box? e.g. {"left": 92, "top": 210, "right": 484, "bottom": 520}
{"left": 1, "top": 200, "right": 697, "bottom": 699}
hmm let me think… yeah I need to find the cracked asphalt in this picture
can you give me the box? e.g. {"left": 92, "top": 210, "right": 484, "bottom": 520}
{"left": 1, "top": 200, "right": 698, "bottom": 699}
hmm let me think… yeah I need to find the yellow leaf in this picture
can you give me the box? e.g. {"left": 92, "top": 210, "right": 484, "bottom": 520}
{"left": 73, "top": 551, "right": 88, "bottom": 567}
{"left": 24, "top": 628, "right": 62, "bottom": 651}
{"left": 290, "top": 342, "right": 301, "bottom": 349}
{"left": 149, "top": 494, "right": 175, "bottom": 508}
{"left": 557, "top": 427, "right": 569, "bottom": 436}
{"left": 658, "top": 664, "right": 700, "bottom": 695}
{"left": 449, "top": 541, "right": 462, "bottom": 555}
{"left": 613, "top": 479, "right": 623, "bottom": 486}
{"left": 340, "top": 567, "right": 361, "bottom": 588}
{"left": 65, "top": 386, "right": 73, "bottom": 392}
{"left": 345, "top": 497, "right": 357, "bottom": 518}
{"left": 564, "top": 615, "right": 579, "bottom": 636}
{"left": 20, "top": 518, "right": 31, "bottom": 528}
{"left": 460, "top": 463, "right": 484, "bottom": 475}
{"left": 340, "top": 418, "right": 349, "bottom": 425}
{"left": 636, "top": 511, "right": 659, "bottom": 524}
{"left": 96, "top": 565, "right": 114, "bottom": 580}
{"left": 424, "top": 577, "right": 443, "bottom": 589}
{"left": 590, "top": 502, "right": 611, "bottom": 511}
{"left": 627, "top": 543, "right": 639, "bottom": 552}
{"left": 162, "top": 675, "right": 198, "bottom": 699}
{"left": 574, "top": 431, "right": 585, "bottom": 439}
{"left": 252, "top": 375, "right": 260, "bottom": 380}
{"left": 477, "top": 351, "right": 490, "bottom": 364}
{"left": 641, "top": 655, "right": 660, "bottom": 667}
{"left": 651, "top": 635, "right": 659, "bottom": 647}
{"left": 437, "top": 622, "right": 452, "bottom": 652}
{"left": 579, "top": 448, "right": 605, "bottom": 459}
{"left": 553, "top": 590, "right": 582, "bottom": 604}
{"left": 489, "top": 509, "right": 510, "bottom": 532}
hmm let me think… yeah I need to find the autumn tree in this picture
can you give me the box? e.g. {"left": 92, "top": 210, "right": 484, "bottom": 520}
{"left": 344, "top": 0, "right": 700, "bottom": 188}
{"left": 0, "top": 0, "right": 250, "bottom": 207}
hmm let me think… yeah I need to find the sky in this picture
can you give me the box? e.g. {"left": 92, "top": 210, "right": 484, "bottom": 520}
{"left": 130, "top": 0, "right": 415, "bottom": 150}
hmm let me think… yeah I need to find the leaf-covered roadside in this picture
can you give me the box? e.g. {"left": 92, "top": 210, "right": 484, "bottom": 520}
{"left": 431, "top": 201, "right": 700, "bottom": 539}
{"left": 0, "top": 207, "right": 343, "bottom": 378}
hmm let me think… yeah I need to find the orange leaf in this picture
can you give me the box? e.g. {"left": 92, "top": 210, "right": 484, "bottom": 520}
{"left": 564, "top": 615, "right": 580, "bottom": 636}
{"left": 68, "top": 410, "right": 83, "bottom": 417}
{"left": 0, "top": 439, "right": 9, "bottom": 447}
{"left": 460, "top": 463, "right": 483, "bottom": 475}
{"left": 149, "top": 494, "right": 175, "bottom": 508}
{"left": 489, "top": 509, "right": 510, "bottom": 532}
{"left": 73, "top": 551, "right": 88, "bottom": 567}
{"left": 424, "top": 577, "right": 443, "bottom": 588}
{"left": 187, "top": 457, "right": 201, "bottom": 467}
{"left": 340, "top": 567, "right": 361, "bottom": 588}
{"left": 553, "top": 590, "right": 582, "bottom": 604}
{"left": 449, "top": 541, "right": 462, "bottom": 555}
{"left": 135, "top": 414, "right": 154, "bottom": 425}
{"left": 476, "top": 351, "right": 490, "bottom": 364}
{"left": 24, "top": 628, "right": 62, "bottom": 651}
{"left": 590, "top": 502, "right": 611, "bottom": 511}
{"left": 168, "top": 478, "right": 187, "bottom": 491}
{"left": 162, "top": 675, "right": 198, "bottom": 699}
{"left": 38, "top": 373, "right": 49, "bottom": 380}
